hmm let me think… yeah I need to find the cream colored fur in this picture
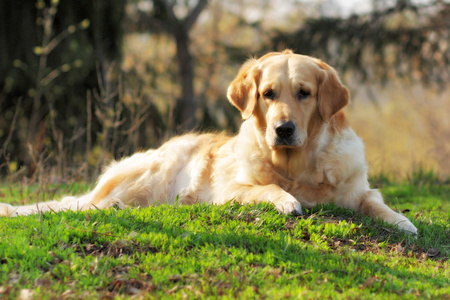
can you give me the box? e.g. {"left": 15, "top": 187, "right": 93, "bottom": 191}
{"left": 0, "top": 51, "right": 417, "bottom": 234}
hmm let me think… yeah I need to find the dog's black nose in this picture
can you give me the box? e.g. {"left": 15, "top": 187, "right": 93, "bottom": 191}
{"left": 275, "top": 121, "right": 295, "bottom": 139}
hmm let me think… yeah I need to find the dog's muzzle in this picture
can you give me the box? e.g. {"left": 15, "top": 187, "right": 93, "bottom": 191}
{"left": 275, "top": 121, "right": 296, "bottom": 146}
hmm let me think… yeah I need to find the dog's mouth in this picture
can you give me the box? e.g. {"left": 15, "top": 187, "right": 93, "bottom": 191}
{"left": 275, "top": 136, "right": 299, "bottom": 148}
{"left": 267, "top": 134, "right": 303, "bottom": 150}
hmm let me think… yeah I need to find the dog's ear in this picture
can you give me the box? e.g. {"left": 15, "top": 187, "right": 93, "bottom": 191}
{"left": 227, "top": 58, "right": 260, "bottom": 119}
{"left": 317, "top": 61, "right": 350, "bottom": 122}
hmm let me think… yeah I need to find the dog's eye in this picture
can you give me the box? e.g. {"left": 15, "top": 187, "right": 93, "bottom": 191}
{"left": 263, "top": 90, "right": 275, "bottom": 100}
{"left": 297, "top": 89, "right": 310, "bottom": 100}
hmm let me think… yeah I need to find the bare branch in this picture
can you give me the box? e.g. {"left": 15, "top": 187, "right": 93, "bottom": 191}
{"left": 1, "top": 98, "right": 22, "bottom": 160}
{"left": 161, "top": 0, "right": 208, "bottom": 31}
{"left": 184, "top": 0, "right": 208, "bottom": 30}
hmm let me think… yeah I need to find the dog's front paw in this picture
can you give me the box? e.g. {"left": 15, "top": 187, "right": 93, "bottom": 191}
{"left": 274, "top": 197, "right": 302, "bottom": 216}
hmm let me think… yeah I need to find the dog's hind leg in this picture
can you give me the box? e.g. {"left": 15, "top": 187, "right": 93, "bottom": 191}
{"left": 0, "top": 193, "right": 94, "bottom": 217}
{"left": 0, "top": 177, "right": 131, "bottom": 217}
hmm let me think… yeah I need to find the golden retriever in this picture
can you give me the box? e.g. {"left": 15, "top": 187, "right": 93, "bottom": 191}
{"left": 0, "top": 50, "right": 417, "bottom": 234}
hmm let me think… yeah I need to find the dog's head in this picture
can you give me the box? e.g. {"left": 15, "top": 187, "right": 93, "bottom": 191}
{"left": 227, "top": 50, "right": 349, "bottom": 150}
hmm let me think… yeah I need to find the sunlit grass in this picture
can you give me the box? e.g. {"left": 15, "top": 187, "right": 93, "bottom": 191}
{"left": 0, "top": 178, "right": 448, "bottom": 299}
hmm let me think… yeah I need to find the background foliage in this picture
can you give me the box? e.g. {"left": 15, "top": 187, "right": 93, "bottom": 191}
{"left": 0, "top": 0, "right": 449, "bottom": 181}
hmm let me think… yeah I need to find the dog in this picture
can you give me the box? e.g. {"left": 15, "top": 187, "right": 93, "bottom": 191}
{"left": 0, "top": 50, "right": 417, "bottom": 234}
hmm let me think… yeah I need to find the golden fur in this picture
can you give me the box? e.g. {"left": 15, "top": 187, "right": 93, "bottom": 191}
{"left": 0, "top": 50, "right": 417, "bottom": 234}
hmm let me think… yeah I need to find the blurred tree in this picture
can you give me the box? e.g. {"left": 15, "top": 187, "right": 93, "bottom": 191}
{"left": 128, "top": 0, "right": 208, "bottom": 130}
{"left": 266, "top": 0, "right": 449, "bottom": 88}
{"left": 0, "top": 0, "right": 126, "bottom": 176}
{"left": 2, "top": 0, "right": 448, "bottom": 180}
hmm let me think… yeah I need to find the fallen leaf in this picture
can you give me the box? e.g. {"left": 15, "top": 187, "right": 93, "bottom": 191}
{"left": 169, "top": 275, "right": 182, "bottom": 282}
{"left": 0, "top": 286, "right": 9, "bottom": 294}
{"left": 427, "top": 248, "right": 440, "bottom": 258}
{"left": 360, "top": 276, "right": 379, "bottom": 289}
{"left": 128, "top": 231, "right": 138, "bottom": 238}
{"left": 18, "top": 289, "right": 34, "bottom": 300}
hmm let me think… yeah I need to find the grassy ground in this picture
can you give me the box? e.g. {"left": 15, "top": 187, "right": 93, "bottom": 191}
{"left": 0, "top": 179, "right": 448, "bottom": 299}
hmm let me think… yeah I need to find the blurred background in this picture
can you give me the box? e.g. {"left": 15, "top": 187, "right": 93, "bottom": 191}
{"left": 0, "top": 0, "right": 449, "bottom": 183}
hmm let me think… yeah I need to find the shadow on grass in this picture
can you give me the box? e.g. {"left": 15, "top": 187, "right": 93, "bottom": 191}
{"left": 1, "top": 202, "right": 448, "bottom": 298}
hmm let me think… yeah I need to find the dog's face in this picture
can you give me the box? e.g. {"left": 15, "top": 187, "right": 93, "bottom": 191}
{"left": 227, "top": 50, "right": 349, "bottom": 150}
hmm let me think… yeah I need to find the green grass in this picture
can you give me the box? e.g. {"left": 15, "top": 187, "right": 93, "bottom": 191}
{"left": 0, "top": 180, "right": 448, "bottom": 299}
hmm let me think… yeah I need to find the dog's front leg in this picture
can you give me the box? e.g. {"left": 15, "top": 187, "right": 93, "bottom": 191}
{"left": 228, "top": 184, "right": 302, "bottom": 215}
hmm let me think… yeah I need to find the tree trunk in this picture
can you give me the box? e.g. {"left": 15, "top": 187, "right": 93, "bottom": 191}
{"left": 161, "top": 0, "right": 208, "bottom": 131}
{"left": 175, "top": 27, "right": 196, "bottom": 130}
